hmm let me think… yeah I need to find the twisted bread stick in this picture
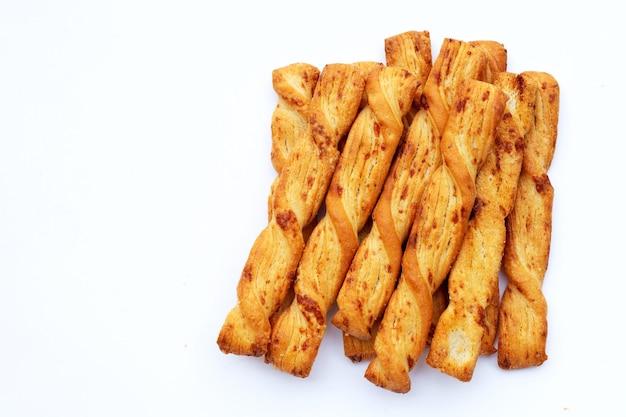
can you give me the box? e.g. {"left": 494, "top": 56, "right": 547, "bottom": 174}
{"left": 265, "top": 66, "right": 419, "bottom": 377}
{"left": 270, "top": 63, "right": 321, "bottom": 173}
{"left": 217, "top": 64, "right": 366, "bottom": 357}
{"left": 332, "top": 31, "right": 433, "bottom": 341}
{"left": 497, "top": 71, "right": 559, "bottom": 369}
{"left": 331, "top": 107, "right": 440, "bottom": 340}
{"left": 468, "top": 40, "right": 508, "bottom": 352}
{"left": 332, "top": 38, "right": 491, "bottom": 343}
{"left": 434, "top": 39, "right": 506, "bottom": 352}
{"left": 365, "top": 79, "right": 507, "bottom": 393}
{"left": 426, "top": 72, "right": 538, "bottom": 381}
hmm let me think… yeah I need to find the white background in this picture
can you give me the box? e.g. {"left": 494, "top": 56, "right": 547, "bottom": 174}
{"left": 1, "top": 1, "right": 623, "bottom": 416}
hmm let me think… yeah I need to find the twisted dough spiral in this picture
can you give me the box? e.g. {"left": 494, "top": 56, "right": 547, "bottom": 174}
{"left": 365, "top": 79, "right": 507, "bottom": 393}
{"left": 265, "top": 65, "right": 419, "bottom": 377}
{"left": 217, "top": 64, "right": 365, "bottom": 357}
{"left": 426, "top": 72, "right": 539, "bottom": 381}
{"left": 497, "top": 71, "right": 559, "bottom": 370}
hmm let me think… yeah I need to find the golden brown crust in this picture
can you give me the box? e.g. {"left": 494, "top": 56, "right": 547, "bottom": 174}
{"left": 497, "top": 71, "right": 559, "bottom": 370}
{"left": 365, "top": 79, "right": 507, "bottom": 393}
{"left": 426, "top": 72, "right": 538, "bottom": 382}
{"left": 217, "top": 64, "right": 366, "bottom": 357}
{"left": 265, "top": 66, "right": 419, "bottom": 377}
{"left": 270, "top": 63, "right": 321, "bottom": 173}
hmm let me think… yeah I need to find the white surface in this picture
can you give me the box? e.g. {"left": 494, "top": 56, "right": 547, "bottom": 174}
{"left": 0, "top": 1, "right": 623, "bottom": 416}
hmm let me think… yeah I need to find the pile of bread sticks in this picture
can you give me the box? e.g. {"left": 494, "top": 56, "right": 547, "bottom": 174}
{"left": 217, "top": 30, "right": 560, "bottom": 394}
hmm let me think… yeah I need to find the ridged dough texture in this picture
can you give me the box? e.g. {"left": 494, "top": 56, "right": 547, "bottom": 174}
{"left": 426, "top": 71, "right": 539, "bottom": 382}
{"left": 332, "top": 31, "right": 434, "bottom": 343}
{"left": 217, "top": 64, "right": 366, "bottom": 357}
{"left": 365, "top": 78, "right": 507, "bottom": 393}
{"left": 497, "top": 71, "right": 559, "bottom": 370}
{"left": 265, "top": 65, "right": 419, "bottom": 377}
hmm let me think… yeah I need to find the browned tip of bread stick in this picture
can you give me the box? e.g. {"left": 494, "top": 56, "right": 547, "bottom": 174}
{"left": 385, "top": 31, "right": 433, "bottom": 100}
{"left": 364, "top": 79, "right": 507, "bottom": 393}
{"left": 497, "top": 71, "right": 559, "bottom": 370}
{"left": 421, "top": 38, "right": 491, "bottom": 135}
{"left": 426, "top": 72, "right": 539, "bottom": 382}
{"left": 470, "top": 40, "right": 508, "bottom": 82}
{"left": 270, "top": 63, "right": 320, "bottom": 173}
{"left": 350, "top": 61, "right": 385, "bottom": 110}
{"left": 519, "top": 72, "right": 560, "bottom": 173}
{"left": 342, "top": 321, "right": 378, "bottom": 363}
{"left": 217, "top": 64, "right": 366, "bottom": 357}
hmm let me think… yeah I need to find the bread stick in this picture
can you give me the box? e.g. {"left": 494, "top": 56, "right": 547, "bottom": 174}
{"left": 332, "top": 31, "right": 434, "bottom": 341}
{"left": 342, "top": 320, "right": 379, "bottom": 363}
{"left": 265, "top": 66, "right": 419, "bottom": 377}
{"left": 468, "top": 39, "right": 507, "bottom": 353}
{"left": 429, "top": 279, "right": 450, "bottom": 343}
{"left": 426, "top": 72, "right": 538, "bottom": 381}
{"left": 365, "top": 79, "right": 507, "bottom": 393}
{"left": 497, "top": 71, "right": 559, "bottom": 369}
{"left": 217, "top": 64, "right": 366, "bottom": 357}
